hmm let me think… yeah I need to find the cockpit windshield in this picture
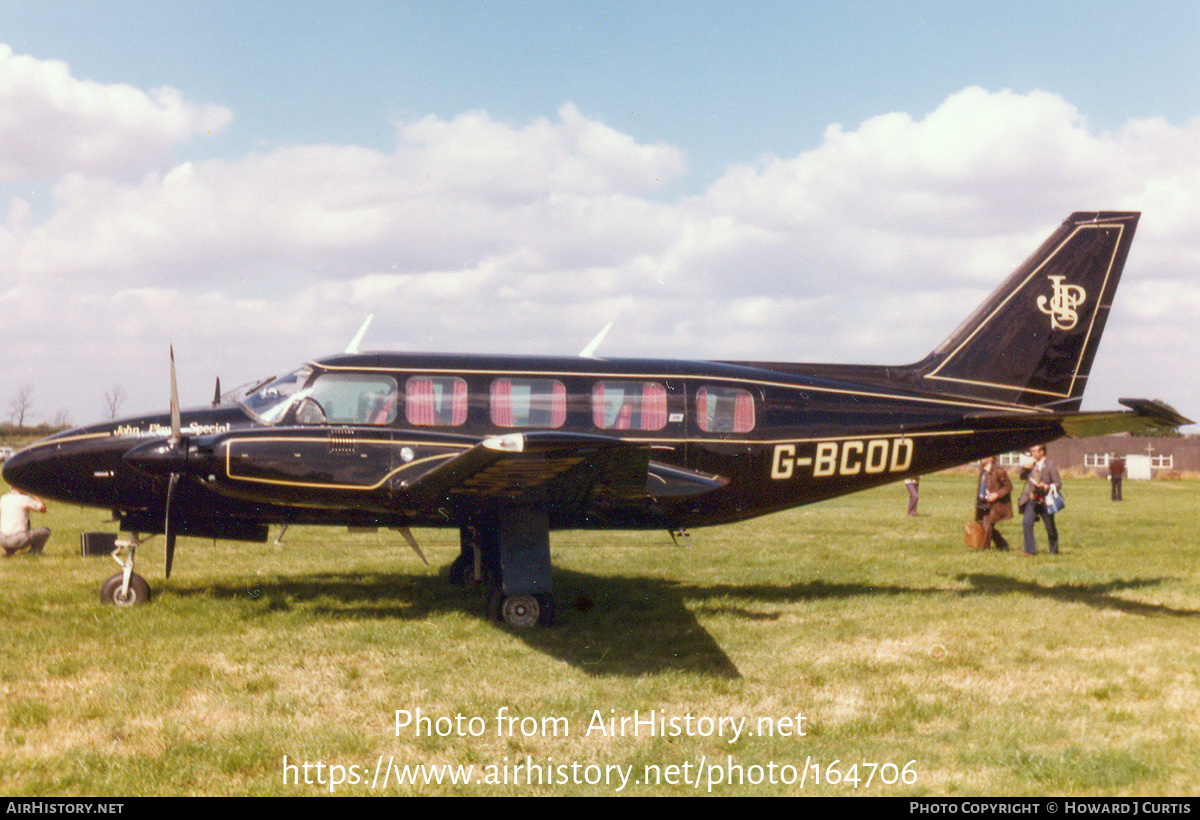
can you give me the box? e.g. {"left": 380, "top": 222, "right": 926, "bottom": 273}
{"left": 236, "top": 366, "right": 399, "bottom": 427}
{"left": 237, "top": 367, "right": 313, "bottom": 425}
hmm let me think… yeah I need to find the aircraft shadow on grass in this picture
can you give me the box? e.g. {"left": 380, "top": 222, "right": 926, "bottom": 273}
{"left": 171, "top": 566, "right": 1198, "bottom": 678}
{"left": 955, "top": 573, "right": 1200, "bottom": 619}
{"left": 178, "top": 566, "right": 743, "bottom": 678}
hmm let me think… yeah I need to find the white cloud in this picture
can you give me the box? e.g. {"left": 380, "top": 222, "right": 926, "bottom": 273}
{"left": 397, "top": 103, "right": 688, "bottom": 198}
{"left": 0, "top": 45, "right": 231, "bottom": 182}
{"left": 5, "top": 105, "right": 689, "bottom": 291}
{"left": 3, "top": 76, "right": 1198, "bottom": 427}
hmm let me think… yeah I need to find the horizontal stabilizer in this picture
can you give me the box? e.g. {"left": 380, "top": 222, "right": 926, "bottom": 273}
{"left": 965, "top": 398, "right": 1192, "bottom": 440}
{"left": 1057, "top": 399, "right": 1194, "bottom": 438}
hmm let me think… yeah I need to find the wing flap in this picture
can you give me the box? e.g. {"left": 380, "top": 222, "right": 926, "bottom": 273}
{"left": 392, "top": 432, "right": 726, "bottom": 512}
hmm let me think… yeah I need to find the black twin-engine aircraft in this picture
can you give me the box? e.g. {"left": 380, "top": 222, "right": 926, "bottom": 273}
{"left": 3, "top": 211, "right": 1190, "bottom": 626}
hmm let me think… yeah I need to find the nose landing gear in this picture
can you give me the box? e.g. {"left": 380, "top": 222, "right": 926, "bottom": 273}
{"left": 99, "top": 536, "right": 152, "bottom": 606}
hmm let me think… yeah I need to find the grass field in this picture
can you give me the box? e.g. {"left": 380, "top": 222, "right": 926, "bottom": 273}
{"left": 1, "top": 474, "right": 1198, "bottom": 796}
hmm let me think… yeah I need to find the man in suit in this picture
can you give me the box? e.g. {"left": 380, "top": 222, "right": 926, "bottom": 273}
{"left": 974, "top": 456, "right": 1012, "bottom": 549}
{"left": 1018, "top": 444, "right": 1062, "bottom": 555}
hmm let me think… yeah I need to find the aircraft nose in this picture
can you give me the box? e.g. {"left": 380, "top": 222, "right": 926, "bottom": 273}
{"left": 2, "top": 438, "right": 123, "bottom": 507}
{"left": 3, "top": 446, "right": 50, "bottom": 496}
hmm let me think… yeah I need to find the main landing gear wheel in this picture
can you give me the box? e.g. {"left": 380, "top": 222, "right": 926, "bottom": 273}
{"left": 487, "top": 586, "right": 554, "bottom": 628}
{"left": 100, "top": 572, "right": 151, "bottom": 606}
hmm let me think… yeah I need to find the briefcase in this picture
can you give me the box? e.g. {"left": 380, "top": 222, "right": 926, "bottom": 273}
{"left": 963, "top": 522, "right": 986, "bottom": 549}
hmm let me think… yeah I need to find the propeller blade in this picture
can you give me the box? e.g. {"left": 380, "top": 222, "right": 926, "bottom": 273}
{"left": 164, "top": 472, "right": 179, "bottom": 579}
{"left": 212, "top": 376, "right": 222, "bottom": 407}
{"left": 169, "top": 346, "right": 182, "bottom": 446}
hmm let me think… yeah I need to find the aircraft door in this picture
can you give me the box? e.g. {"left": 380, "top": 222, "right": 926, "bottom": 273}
{"left": 670, "top": 378, "right": 690, "bottom": 467}
{"left": 689, "top": 382, "right": 759, "bottom": 514}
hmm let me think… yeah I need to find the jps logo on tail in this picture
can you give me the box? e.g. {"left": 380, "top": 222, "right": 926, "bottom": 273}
{"left": 771, "top": 438, "right": 914, "bottom": 480}
{"left": 1037, "top": 274, "right": 1087, "bottom": 331}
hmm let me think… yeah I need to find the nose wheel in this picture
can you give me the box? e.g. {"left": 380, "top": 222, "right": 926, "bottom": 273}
{"left": 99, "top": 536, "right": 152, "bottom": 606}
{"left": 100, "top": 571, "right": 151, "bottom": 605}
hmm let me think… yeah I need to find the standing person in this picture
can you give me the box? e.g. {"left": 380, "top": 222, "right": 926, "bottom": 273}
{"left": 974, "top": 456, "right": 1012, "bottom": 549}
{"left": 1, "top": 488, "right": 50, "bottom": 556}
{"left": 904, "top": 477, "right": 920, "bottom": 516}
{"left": 1018, "top": 444, "right": 1062, "bottom": 555}
{"left": 1109, "top": 454, "right": 1125, "bottom": 501}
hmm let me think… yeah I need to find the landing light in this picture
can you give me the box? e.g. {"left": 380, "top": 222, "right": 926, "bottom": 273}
{"left": 482, "top": 433, "right": 525, "bottom": 453}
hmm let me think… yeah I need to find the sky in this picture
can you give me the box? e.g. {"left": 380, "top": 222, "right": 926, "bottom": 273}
{"left": 1, "top": 1, "right": 1197, "bottom": 431}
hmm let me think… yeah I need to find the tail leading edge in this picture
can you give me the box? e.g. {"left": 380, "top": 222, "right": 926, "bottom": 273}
{"left": 916, "top": 211, "right": 1139, "bottom": 411}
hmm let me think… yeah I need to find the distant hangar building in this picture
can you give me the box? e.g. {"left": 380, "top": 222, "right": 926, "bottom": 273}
{"left": 1004, "top": 435, "right": 1200, "bottom": 479}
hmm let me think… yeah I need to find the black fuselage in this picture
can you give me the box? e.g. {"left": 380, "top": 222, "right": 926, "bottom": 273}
{"left": 3, "top": 351, "right": 1063, "bottom": 541}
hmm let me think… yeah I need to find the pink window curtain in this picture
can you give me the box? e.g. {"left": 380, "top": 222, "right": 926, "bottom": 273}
{"left": 592, "top": 383, "right": 609, "bottom": 428}
{"left": 406, "top": 379, "right": 435, "bottom": 425}
{"left": 450, "top": 379, "right": 468, "bottom": 425}
{"left": 491, "top": 379, "right": 514, "bottom": 427}
{"left": 641, "top": 383, "right": 667, "bottom": 430}
{"left": 734, "top": 391, "right": 755, "bottom": 432}
{"left": 550, "top": 381, "right": 566, "bottom": 428}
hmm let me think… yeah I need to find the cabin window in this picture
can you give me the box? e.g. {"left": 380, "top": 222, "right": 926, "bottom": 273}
{"left": 297, "top": 373, "right": 398, "bottom": 425}
{"left": 406, "top": 376, "right": 468, "bottom": 426}
{"left": 592, "top": 381, "right": 668, "bottom": 431}
{"left": 490, "top": 378, "right": 567, "bottom": 428}
{"left": 696, "top": 386, "right": 755, "bottom": 433}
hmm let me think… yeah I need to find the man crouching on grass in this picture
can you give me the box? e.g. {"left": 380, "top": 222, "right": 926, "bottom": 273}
{"left": 1, "top": 488, "right": 50, "bottom": 556}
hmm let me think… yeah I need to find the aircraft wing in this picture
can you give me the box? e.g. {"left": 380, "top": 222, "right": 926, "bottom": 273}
{"left": 391, "top": 431, "right": 726, "bottom": 514}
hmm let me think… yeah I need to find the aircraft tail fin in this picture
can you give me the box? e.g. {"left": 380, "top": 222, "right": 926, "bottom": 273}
{"left": 915, "top": 211, "right": 1139, "bottom": 410}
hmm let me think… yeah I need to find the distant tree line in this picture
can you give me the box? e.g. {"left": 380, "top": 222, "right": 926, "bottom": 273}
{"left": 1, "top": 421, "right": 69, "bottom": 437}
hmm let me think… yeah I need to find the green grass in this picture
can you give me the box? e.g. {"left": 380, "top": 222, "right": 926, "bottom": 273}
{"left": 1, "top": 475, "right": 1198, "bottom": 796}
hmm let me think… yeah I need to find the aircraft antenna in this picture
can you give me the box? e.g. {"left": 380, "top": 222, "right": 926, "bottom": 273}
{"left": 579, "top": 322, "right": 613, "bottom": 358}
{"left": 345, "top": 314, "right": 374, "bottom": 354}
